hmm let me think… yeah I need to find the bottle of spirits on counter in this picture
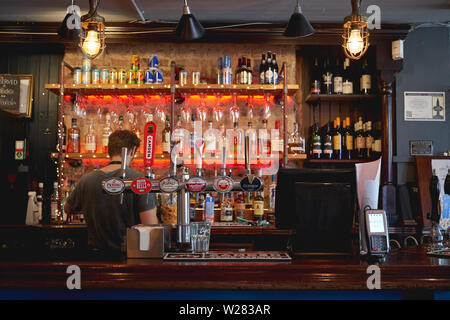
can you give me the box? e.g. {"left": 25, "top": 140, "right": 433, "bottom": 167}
{"left": 259, "top": 53, "right": 266, "bottom": 84}
{"left": 265, "top": 52, "right": 274, "bottom": 85}
{"left": 253, "top": 191, "right": 265, "bottom": 223}
{"left": 220, "top": 193, "right": 234, "bottom": 222}
{"left": 322, "top": 122, "right": 333, "bottom": 159}
{"left": 343, "top": 58, "right": 354, "bottom": 95}
{"left": 360, "top": 59, "right": 372, "bottom": 94}
{"left": 311, "top": 57, "right": 322, "bottom": 94}
{"left": 332, "top": 117, "right": 342, "bottom": 159}
{"left": 234, "top": 192, "right": 246, "bottom": 220}
{"left": 67, "top": 118, "right": 80, "bottom": 153}
{"left": 204, "top": 120, "right": 218, "bottom": 159}
{"left": 333, "top": 57, "right": 343, "bottom": 95}
{"left": 162, "top": 115, "right": 171, "bottom": 155}
{"left": 288, "top": 122, "right": 305, "bottom": 154}
{"left": 322, "top": 56, "right": 333, "bottom": 94}
{"left": 102, "top": 113, "right": 113, "bottom": 154}
{"left": 272, "top": 53, "right": 279, "bottom": 84}
{"left": 343, "top": 117, "right": 354, "bottom": 160}
{"left": 50, "top": 182, "right": 59, "bottom": 224}
{"left": 85, "top": 119, "right": 97, "bottom": 153}
{"left": 190, "top": 114, "right": 198, "bottom": 160}
{"left": 271, "top": 120, "right": 281, "bottom": 155}
{"left": 172, "top": 115, "right": 185, "bottom": 158}
{"left": 246, "top": 122, "right": 258, "bottom": 155}
{"left": 258, "top": 119, "right": 271, "bottom": 158}
{"left": 311, "top": 123, "right": 322, "bottom": 159}
{"left": 205, "top": 194, "right": 215, "bottom": 224}
{"left": 235, "top": 57, "right": 242, "bottom": 84}
{"left": 240, "top": 57, "right": 248, "bottom": 84}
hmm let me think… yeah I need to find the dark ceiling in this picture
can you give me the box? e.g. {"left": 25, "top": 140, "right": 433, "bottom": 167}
{"left": 0, "top": 0, "right": 449, "bottom": 25}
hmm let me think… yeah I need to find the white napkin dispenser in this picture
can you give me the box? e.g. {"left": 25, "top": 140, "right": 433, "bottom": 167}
{"left": 126, "top": 224, "right": 172, "bottom": 258}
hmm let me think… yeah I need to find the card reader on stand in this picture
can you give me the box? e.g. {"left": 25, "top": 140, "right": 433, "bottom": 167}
{"left": 359, "top": 206, "right": 390, "bottom": 262}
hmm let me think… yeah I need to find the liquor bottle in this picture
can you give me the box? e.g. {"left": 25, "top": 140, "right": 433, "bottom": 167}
{"left": 36, "top": 182, "right": 44, "bottom": 223}
{"left": 253, "top": 191, "right": 265, "bottom": 223}
{"left": 355, "top": 117, "right": 366, "bottom": 159}
{"left": 311, "top": 57, "right": 322, "bottom": 94}
{"left": 204, "top": 120, "right": 218, "bottom": 159}
{"left": 265, "top": 52, "right": 274, "bottom": 85}
{"left": 245, "top": 122, "right": 258, "bottom": 155}
{"left": 322, "top": 122, "right": 333, "bottom": 159}
{"left": 444, "top": 169, "right": 450, "bottom": 195}
{"left": 271, "top": 120, "right": 280, "bottom": 155}
{"left": 258, "top": 119, "right": 271, "bottom": 157}
{"left": 246, "top": 58, "right": 253, "bottom": 84}
{"left": 85, "top": 119, "right": 97, "bottom": 153}
{"left": 343, "top": 117, "right": 354, "bottom": 160}
{"left": 205, "top": 194, "right": 215, "bottom": 223}
{"left": 259, "top": 54, "right": 266, "bottom": 84}
{"left": 50, "top": 182, "right": 59, "bottom": 224}
{"left": 360, "top": 59, "right": 372, "bottom": 94}
{"left": 102, "top": 113, "right": 113, "bottom": 154}
{"left": 240, "top": 57, "right": 248, "bottom": 84}
{"left": 269, "top": 175, "right": 276, "bottom": 211}
{"left": 162, "top": 115, "right": 171, "bottom": 154}
{"left": 172, "top": 115, "right": 185, "bottom": 158}
{"left": 288, "top": 122, "right": 305, "bottom": 154}
{"left": 272, "top": 53, "right": 279, "bottom": 84}
{"left": 372, "top": 121, "right": 382, "bottom": 159}
{"left": 333, "top": 57, "right": 343, "bottom": 95}
{"left": 322, "top": 56, "right": 333, "bottom": 94}
{"left": 217, "top": 57, "right": 223, "bottom": 84}
{"left": 311, "top": 123, "right": 322, "bottom": 159}
{"left": 67, "top": 118, "right": 80, "bottom": 153}
{"left": 220, "top": 193, "right": 234, "bottom": 222}
{"left": 234, "top": 192, "right": 246, "bottom": 220}
{"left": 230, "top": 122, "right": 243, "bottom": 163}
{"left": 343, "top": 58, "right": 354, "bottom": 95}
{"left": 190, "top": 114, "right": 198, "bottom": 160}
{"left": 235, "top": 57, "right": 242, "bottom": 84}
{"left": 332, "top": 117, "right": 342, "bottom": 160}
{"left": 365, "top": 121, "right": 374, "bottom": 159}
{"left": 117, "top": 115, "right": 124, "bottom": 130}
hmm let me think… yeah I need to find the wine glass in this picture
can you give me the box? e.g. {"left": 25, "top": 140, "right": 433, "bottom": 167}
{"left": 196, "top": 93, "right": 208, "bottom": 124}
{"left": 180, "top": 95, "right": 192, "bottom": 124}
{"left": 212, "top": 92, "right": 224, "bottom": 126}
{"left": 229, "top": 93, "right": 240, "bottom": 123}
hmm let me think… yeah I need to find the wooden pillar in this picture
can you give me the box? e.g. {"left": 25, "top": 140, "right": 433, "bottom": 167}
{"left": 380, "top": 79, "right": 393, "bottom": 185}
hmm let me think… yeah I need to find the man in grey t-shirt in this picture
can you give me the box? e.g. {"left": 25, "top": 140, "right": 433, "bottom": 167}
{"left": 64, "top": 130, "right": 158, "bottom": 251}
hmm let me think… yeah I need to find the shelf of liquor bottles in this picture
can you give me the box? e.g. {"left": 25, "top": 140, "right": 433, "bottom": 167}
{"left": 45, "top": 83, "right": 300, "bottom": 96}
{"left": 305, "top": 93, "right": 378, "bottom": 104}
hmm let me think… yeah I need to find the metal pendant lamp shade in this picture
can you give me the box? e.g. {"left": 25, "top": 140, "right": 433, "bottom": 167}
{"left": 284, "top": 1, "right": 315, "bottom": 37}
{"left": 175, "top": 0, "right": 205, "bottom": 41}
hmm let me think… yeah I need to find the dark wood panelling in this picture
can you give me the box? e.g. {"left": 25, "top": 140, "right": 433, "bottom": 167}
{"left": 0, "top": 43, "right": 64, "bottom": 224}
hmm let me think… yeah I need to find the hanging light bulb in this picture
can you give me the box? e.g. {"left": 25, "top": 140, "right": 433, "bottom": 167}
{"left": 79, "top": 0, "right": 106, "bottom": 60}
{"left": 342, "top": 0, "right": 369, "bottom": 60}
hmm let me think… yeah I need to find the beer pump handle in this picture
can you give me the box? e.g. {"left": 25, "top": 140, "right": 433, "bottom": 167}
{"left": 120, "top": 147, "right": 128, "bottom": 204}
{"left": 245, "top": 134, "right": 251, "bottom": 175}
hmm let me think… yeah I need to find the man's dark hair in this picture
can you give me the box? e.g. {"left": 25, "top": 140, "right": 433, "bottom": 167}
{"left": 108, "top": 130, "right": 140, "bottom": 157}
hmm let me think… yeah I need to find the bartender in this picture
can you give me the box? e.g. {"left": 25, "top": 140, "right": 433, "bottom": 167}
{"left": 64, "top": 130, "right": 158, "bottom": 252}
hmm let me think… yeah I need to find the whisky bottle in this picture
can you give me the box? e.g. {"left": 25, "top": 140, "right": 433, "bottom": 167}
{"left": 102, "top": 113, "right": 113, "bottom": 154}
{"left": 253, "top": 191, "right": 265, "bottom": 223}
{"left": 288, "top": 122, "right": 305, "bottom": 154}
{"left": 234, "top": 192, "right": 246, "bottom": 220}
{"left": 67, "top": 118, "right": 80, "bottom": 153}
{"left": 162, "top": 115, "right": 171, "bottom": 154}
{"left": 85, "top": 119, "right": 97, "bottom": 153}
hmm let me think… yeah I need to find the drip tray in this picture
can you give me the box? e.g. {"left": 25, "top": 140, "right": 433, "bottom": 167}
{"left": 163, "top": 251, "right": 291, "bottom": 261}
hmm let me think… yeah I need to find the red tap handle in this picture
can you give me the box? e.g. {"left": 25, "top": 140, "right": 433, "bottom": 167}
{"left": 143, "top": 121, "right": 156, "bottom": 167}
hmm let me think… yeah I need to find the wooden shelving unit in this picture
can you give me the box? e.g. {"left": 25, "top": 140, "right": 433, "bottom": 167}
{"left": 305, "top": 93, "right": 378, "bottom": 103}
{"left": 45, "top": 83, "right": 300, "bottom": 95}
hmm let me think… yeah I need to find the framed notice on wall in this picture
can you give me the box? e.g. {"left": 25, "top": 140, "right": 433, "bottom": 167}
{"left": 404, "top": 92, "right": 445, "bottom": 121}
{"left": 0, "top": 74, "right": 34, "bottom": 118}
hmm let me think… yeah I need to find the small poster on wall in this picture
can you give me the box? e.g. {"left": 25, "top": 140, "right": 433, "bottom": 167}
{"left": 404, "top": 92, "right": 445, "bottom": 121}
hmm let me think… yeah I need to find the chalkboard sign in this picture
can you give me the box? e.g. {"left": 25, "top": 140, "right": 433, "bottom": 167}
{"left": 0, "top": 74, "right": 33, "bottom": 118}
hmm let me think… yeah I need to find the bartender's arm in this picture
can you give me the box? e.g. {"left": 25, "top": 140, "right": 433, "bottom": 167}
{"left": 139, "top": 208, "right": 158, "bottom": 225}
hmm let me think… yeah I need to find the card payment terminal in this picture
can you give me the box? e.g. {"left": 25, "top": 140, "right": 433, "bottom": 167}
{"left": 359, "top": 208, "right": 390, "bottom": 259}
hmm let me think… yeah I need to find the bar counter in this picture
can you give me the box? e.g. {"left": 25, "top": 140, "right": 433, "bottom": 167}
{"left": 0, "top": 246, "right": 449, "bottom": 291}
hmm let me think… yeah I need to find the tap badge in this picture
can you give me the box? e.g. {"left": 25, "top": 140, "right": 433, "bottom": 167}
{"left": 131, "top": 177, "right": 152, "bottom": 194}
{"left": 185, "top": 176, "right": 207, "bottom": 193}
{"left": 240, "top": 174, "right": 263, "bottom": 193}
{"left": 159, "top": 177, "right": 180, "bottom": 193}
{"left": 102, "top": 178, "right": 125, "bottom": 195}
{"left": 213, "top": 176, "right": 234, "bottom": 193}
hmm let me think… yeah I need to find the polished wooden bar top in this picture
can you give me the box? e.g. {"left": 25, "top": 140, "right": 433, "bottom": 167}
{"left": 0, "top": 246, "right": 449, "bottom": 290}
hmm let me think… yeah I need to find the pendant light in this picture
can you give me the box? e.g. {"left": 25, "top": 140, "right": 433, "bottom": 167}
{"left": 79, "top": 0, "right": 106, "bottom": 59}
{"left": 284, "top": 0, "right": 315, "bottom": 38}
{"left": 175, "top": 0, "right": 205, "bottom": 41}
{"left": 342, "top": 0, "right": 369, "bottom": 60}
